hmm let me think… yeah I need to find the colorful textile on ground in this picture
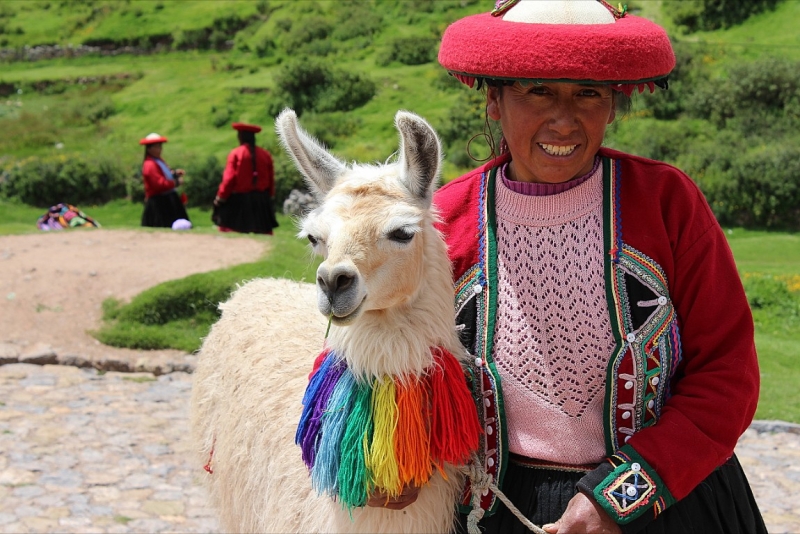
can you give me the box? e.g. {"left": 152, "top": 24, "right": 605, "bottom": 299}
{"left": 36, "top": 203, "right": 100, "bottom": 231}
{"left": 296, "top": 347, "right": 481, "bottom": 510}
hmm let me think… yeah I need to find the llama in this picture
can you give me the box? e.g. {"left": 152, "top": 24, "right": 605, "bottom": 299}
{"left": 190, "top": 109, "right": 482, "bottom": 533}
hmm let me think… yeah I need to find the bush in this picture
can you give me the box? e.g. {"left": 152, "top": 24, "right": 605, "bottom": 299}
{"left": 671, "top": 0, "right": 780, "bottom": 32}
{"left": 1, "top": 154, "right": 129, "bottom": 207}
{"left": 697, "top": 143, "right": 800, "bottom": 230}
{"left": 280, "top": 16, "right": 331, "bottom": 52}
{"left": 437, "top": 88, "right": 499, "bottom": 169}
{"left": 266, "top": 59, "right": 376, "bottom": 117}
{"left": 377, "top": 37, "right": 438, "bottom": 66}
{"left": 331, "top": 4, "right": 382, "bottom": 40}
{"left": 272, "top": 152, "right": 307, "bottom": 206}
{"left": 687, "top": 57, "right": 800, "bottom": 134}
{"left": 183, "top": 155, "right": 223, "bottom": 208}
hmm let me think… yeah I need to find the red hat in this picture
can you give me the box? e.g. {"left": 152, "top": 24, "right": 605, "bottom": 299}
{"left": 438, "top": 0, "right": 675, "bottom": 95}
{"left": 139, "top": 133, "right": 168, "bottom": 145}
{"left": 232, "top": 122, "right": 262, "bottom": 133}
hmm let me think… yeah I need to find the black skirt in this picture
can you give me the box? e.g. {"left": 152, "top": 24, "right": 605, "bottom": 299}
{"left": 211, "top": 190, "right": 279, "bottom": 234}
{"left": 455, "top": 455, "right": 766, "bottom": 534}
{"left": 141, "top": 191, "right": 190, "bottom": 228}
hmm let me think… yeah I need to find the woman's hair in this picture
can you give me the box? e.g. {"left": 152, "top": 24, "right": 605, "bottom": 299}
{"left": 238, "top": 131, "right": 259, "bottom": 185}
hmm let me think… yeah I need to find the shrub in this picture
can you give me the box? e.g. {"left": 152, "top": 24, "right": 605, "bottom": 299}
{"left": 671, "top": 0, "right": 780, "bottom": 32}
{"left": 377, "top": 37, "right": 438, "bottom": 66}
{"left": 183, "top": 155, "right": 223, "bottom": 208}
{"left": 272, "top": 151, "right": 307, "bottom": 206}
{"left": 266, "top": 59, "right": 376, "bottom": 117}
{"left": 437, "top": 88, "right": 499, "bottom": 169}
{"left": 280, "top": 16, "right": 331, "bottom": 52}
{"left": 697, "top": 143, "right": 800, "bottom": 230}
{"left": 687, "top": 57, "right": 800, "bottom": 134}
{"left": 1, "top": 154, "right": 128, "bottom": 207}
{"left": 331, "top": 3, "right": 383, "bottom": 40}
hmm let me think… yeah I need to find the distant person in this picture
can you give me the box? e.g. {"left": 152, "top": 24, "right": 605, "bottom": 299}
{"left": 212, "top": 122, "right": 279, "bottom": 234}
{"left": 139, "top": 133, "right": 191, "bottom": 229}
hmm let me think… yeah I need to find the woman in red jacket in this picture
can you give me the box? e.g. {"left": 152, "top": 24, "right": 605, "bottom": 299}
{"left": 140, "top": 133, "right": 191, "bottom": 228}
{"left": 370, "top": 2, "right": 767, "bottom": 534}
{"left": 212, "top": 122, "right": 279, "bottom": 234}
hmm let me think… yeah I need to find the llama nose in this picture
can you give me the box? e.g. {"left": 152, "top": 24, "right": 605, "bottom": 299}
{"left": 317, "top": 265, "right": 357, "bottom": 302}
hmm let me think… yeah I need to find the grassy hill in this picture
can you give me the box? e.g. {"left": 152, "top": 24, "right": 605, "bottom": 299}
{"left": 1, "top": 1, "right": 798, "bottom": 197}
{"left": 0, "top": 0, "right": 486, "bottom": 182}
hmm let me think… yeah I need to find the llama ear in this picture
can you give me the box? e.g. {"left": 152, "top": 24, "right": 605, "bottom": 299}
{"left": 275, "top": 108, "right": 346, "bottom": 199}
{"left": 395, "top": 110, "right": 441, "bottom": 206}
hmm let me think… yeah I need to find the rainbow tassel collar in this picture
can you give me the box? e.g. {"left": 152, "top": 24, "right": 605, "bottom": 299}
{"left": 296, "top": 347, "right": 481, "bottom": 509}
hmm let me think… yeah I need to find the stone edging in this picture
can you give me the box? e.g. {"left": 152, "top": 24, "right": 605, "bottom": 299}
{"left": 0, "top": 340, "right": 195, "bottom": 376}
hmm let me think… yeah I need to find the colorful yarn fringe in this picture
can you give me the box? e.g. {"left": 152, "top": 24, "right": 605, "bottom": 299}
{"left": 296, "top": 347, "right": 481, "bottom": 510}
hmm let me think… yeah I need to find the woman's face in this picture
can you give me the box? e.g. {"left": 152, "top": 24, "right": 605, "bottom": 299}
{"left": 487, "top": 82, "right": 616, "bottom": 184}
{"left": 146, "top": 143, "right": 163, "bottom": 158}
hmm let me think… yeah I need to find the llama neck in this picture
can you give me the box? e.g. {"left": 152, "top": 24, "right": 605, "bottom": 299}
{"left": 327, "top": 227, "right": 460, "bottom": 380}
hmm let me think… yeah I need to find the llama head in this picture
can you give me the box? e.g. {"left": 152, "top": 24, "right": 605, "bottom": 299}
{"left": 276, "top": 108, "right": 442, "bottom": 327}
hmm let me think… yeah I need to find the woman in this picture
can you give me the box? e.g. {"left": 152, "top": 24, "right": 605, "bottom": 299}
{"left": 140, "top": 133, "right": 191, "bottom": 228}
{"left": 212, "top": 122, "right": 279, "bottom": 234}
{"left": 373, "top": 1, "right": 767, "bottom": 533}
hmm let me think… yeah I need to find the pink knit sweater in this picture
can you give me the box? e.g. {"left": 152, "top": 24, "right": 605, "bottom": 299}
{"left": 492, "top": 162, "right": 614, "bottom": 465}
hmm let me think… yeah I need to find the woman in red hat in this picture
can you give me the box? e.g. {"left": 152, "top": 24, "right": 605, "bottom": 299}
{"left": 212, "top": 122, "right": 278, "bottom": 234}
{"left": 371, "top": 2, "right": 767, "bottom": 534}
{"left": 139, "top": 133, "right": 191, "bottom": 228}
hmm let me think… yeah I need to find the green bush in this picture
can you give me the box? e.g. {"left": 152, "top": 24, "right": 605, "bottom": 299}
{"left": 696, "top": 143, "right": 800, "bottom": 230}
{"left": 266, "top": 59, "right": 376, "bottom": 117}
{"left": 280, "top": 16, "right": 331, "bottom": 52}
{"left": 1, "top": 154, "right": 129, "bottom": 207}
{"left": 687, "top": 57, "right": 800, "bottom": 134}
{"left": 671, "top": 0, "right": 780, "bottom": 32}
{"left": 377, "top": 37, "right": 439, "bottom": 66}
{"left": 272, "top": 152, "right": 307, "bottom": 206}
{"left": 437, "top": 88, "right": 499, "bottom": 169}
{"left": 183, "top": 155, "right": 223, "bottom": 208}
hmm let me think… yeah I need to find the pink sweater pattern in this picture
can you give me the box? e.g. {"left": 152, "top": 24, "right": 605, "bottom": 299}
{"left": 493, "top": 164, "right": 614, "bottom": 465}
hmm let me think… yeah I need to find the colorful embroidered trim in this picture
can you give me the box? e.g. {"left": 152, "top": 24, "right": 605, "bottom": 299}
{"left": 296, "top": 347, "right": 481, "bottom": 509}
{"left": 594, "top": 448, "right": 674, "bottom": 524}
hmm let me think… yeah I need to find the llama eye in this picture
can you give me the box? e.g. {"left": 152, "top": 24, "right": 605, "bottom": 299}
{"left": 307, "top": 235, "right": 318, "bottom": 246}
{"left": 388, "top": 228, "right": 415, "bottom": 243}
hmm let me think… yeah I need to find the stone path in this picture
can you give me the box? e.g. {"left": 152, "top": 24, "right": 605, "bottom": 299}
{"left": 1, "top": 362, "right": 798, "bottom": 533}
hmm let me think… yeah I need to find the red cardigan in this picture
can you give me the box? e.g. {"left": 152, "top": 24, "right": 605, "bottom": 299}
{"left": 216, "top": 144, "right": 275, "bottom": 200}
{"left": 142, "top": 156, "right": 177, "bottom": 200}
{"left": 433, "top": 148, "right": 759, "bottom": 527}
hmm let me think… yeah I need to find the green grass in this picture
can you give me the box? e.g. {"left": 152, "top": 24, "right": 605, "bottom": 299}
{"left": 723, "top": 228, "right": 800, "bottom": 422}
{"left": 90, "top": 211, "right": 320, "bottom": 353}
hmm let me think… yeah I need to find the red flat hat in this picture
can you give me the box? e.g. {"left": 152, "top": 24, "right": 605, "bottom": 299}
{"left": 232, "top": 122, "right": 262, "bottom": 133}
{"left": 439, "top": 0, "right": 675, "bottom": 95}
{"left": 139, "top": 133, "right": 168, "bottom": 145}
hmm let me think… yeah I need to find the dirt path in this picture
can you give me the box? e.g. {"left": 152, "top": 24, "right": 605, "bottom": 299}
{"left": 0, "top": 229, "right": 268, "bottom": 370}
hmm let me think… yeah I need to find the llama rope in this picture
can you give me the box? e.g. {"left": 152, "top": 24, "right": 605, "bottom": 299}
{"left": 460, "top": 459, "right": 547, "bottom": 534}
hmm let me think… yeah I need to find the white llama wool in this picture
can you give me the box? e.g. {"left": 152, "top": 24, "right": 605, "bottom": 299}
{"left": 190, "top": 109, "right": 476, "bottom": 533}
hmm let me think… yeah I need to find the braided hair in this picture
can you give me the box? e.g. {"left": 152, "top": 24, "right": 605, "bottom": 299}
{"left": 239, "top": 131, "right": 258, "bottom": 186}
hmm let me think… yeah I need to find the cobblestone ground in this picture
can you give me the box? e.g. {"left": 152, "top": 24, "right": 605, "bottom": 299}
{"left": 1, "top": 363, "right": 798, "bottom": 533}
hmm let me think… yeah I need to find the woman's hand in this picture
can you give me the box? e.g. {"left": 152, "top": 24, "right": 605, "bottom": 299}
{"left": 366, "top": 484, "right": 420, "bottom": 511}
{"left": 542, "top": 492, "right": 621, "bottom": 534}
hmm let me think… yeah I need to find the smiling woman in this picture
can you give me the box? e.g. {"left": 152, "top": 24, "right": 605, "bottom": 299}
{"left": 433, "top": 1, "right": 767, "bottom": 534}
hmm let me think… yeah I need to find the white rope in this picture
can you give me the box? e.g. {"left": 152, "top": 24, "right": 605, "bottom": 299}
{"left": 460, "top": 459, "right": 547, "bottom": 534}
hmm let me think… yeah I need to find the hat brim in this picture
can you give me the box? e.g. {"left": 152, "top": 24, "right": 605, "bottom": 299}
{"left": 439, "top": 13, "right": 675, "bottom": 88}
{"left": 139, "top": 136, "right": 168, "bottom": 145}
{"left": 232, "top": 122, "right": 262, "bottom": 133}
